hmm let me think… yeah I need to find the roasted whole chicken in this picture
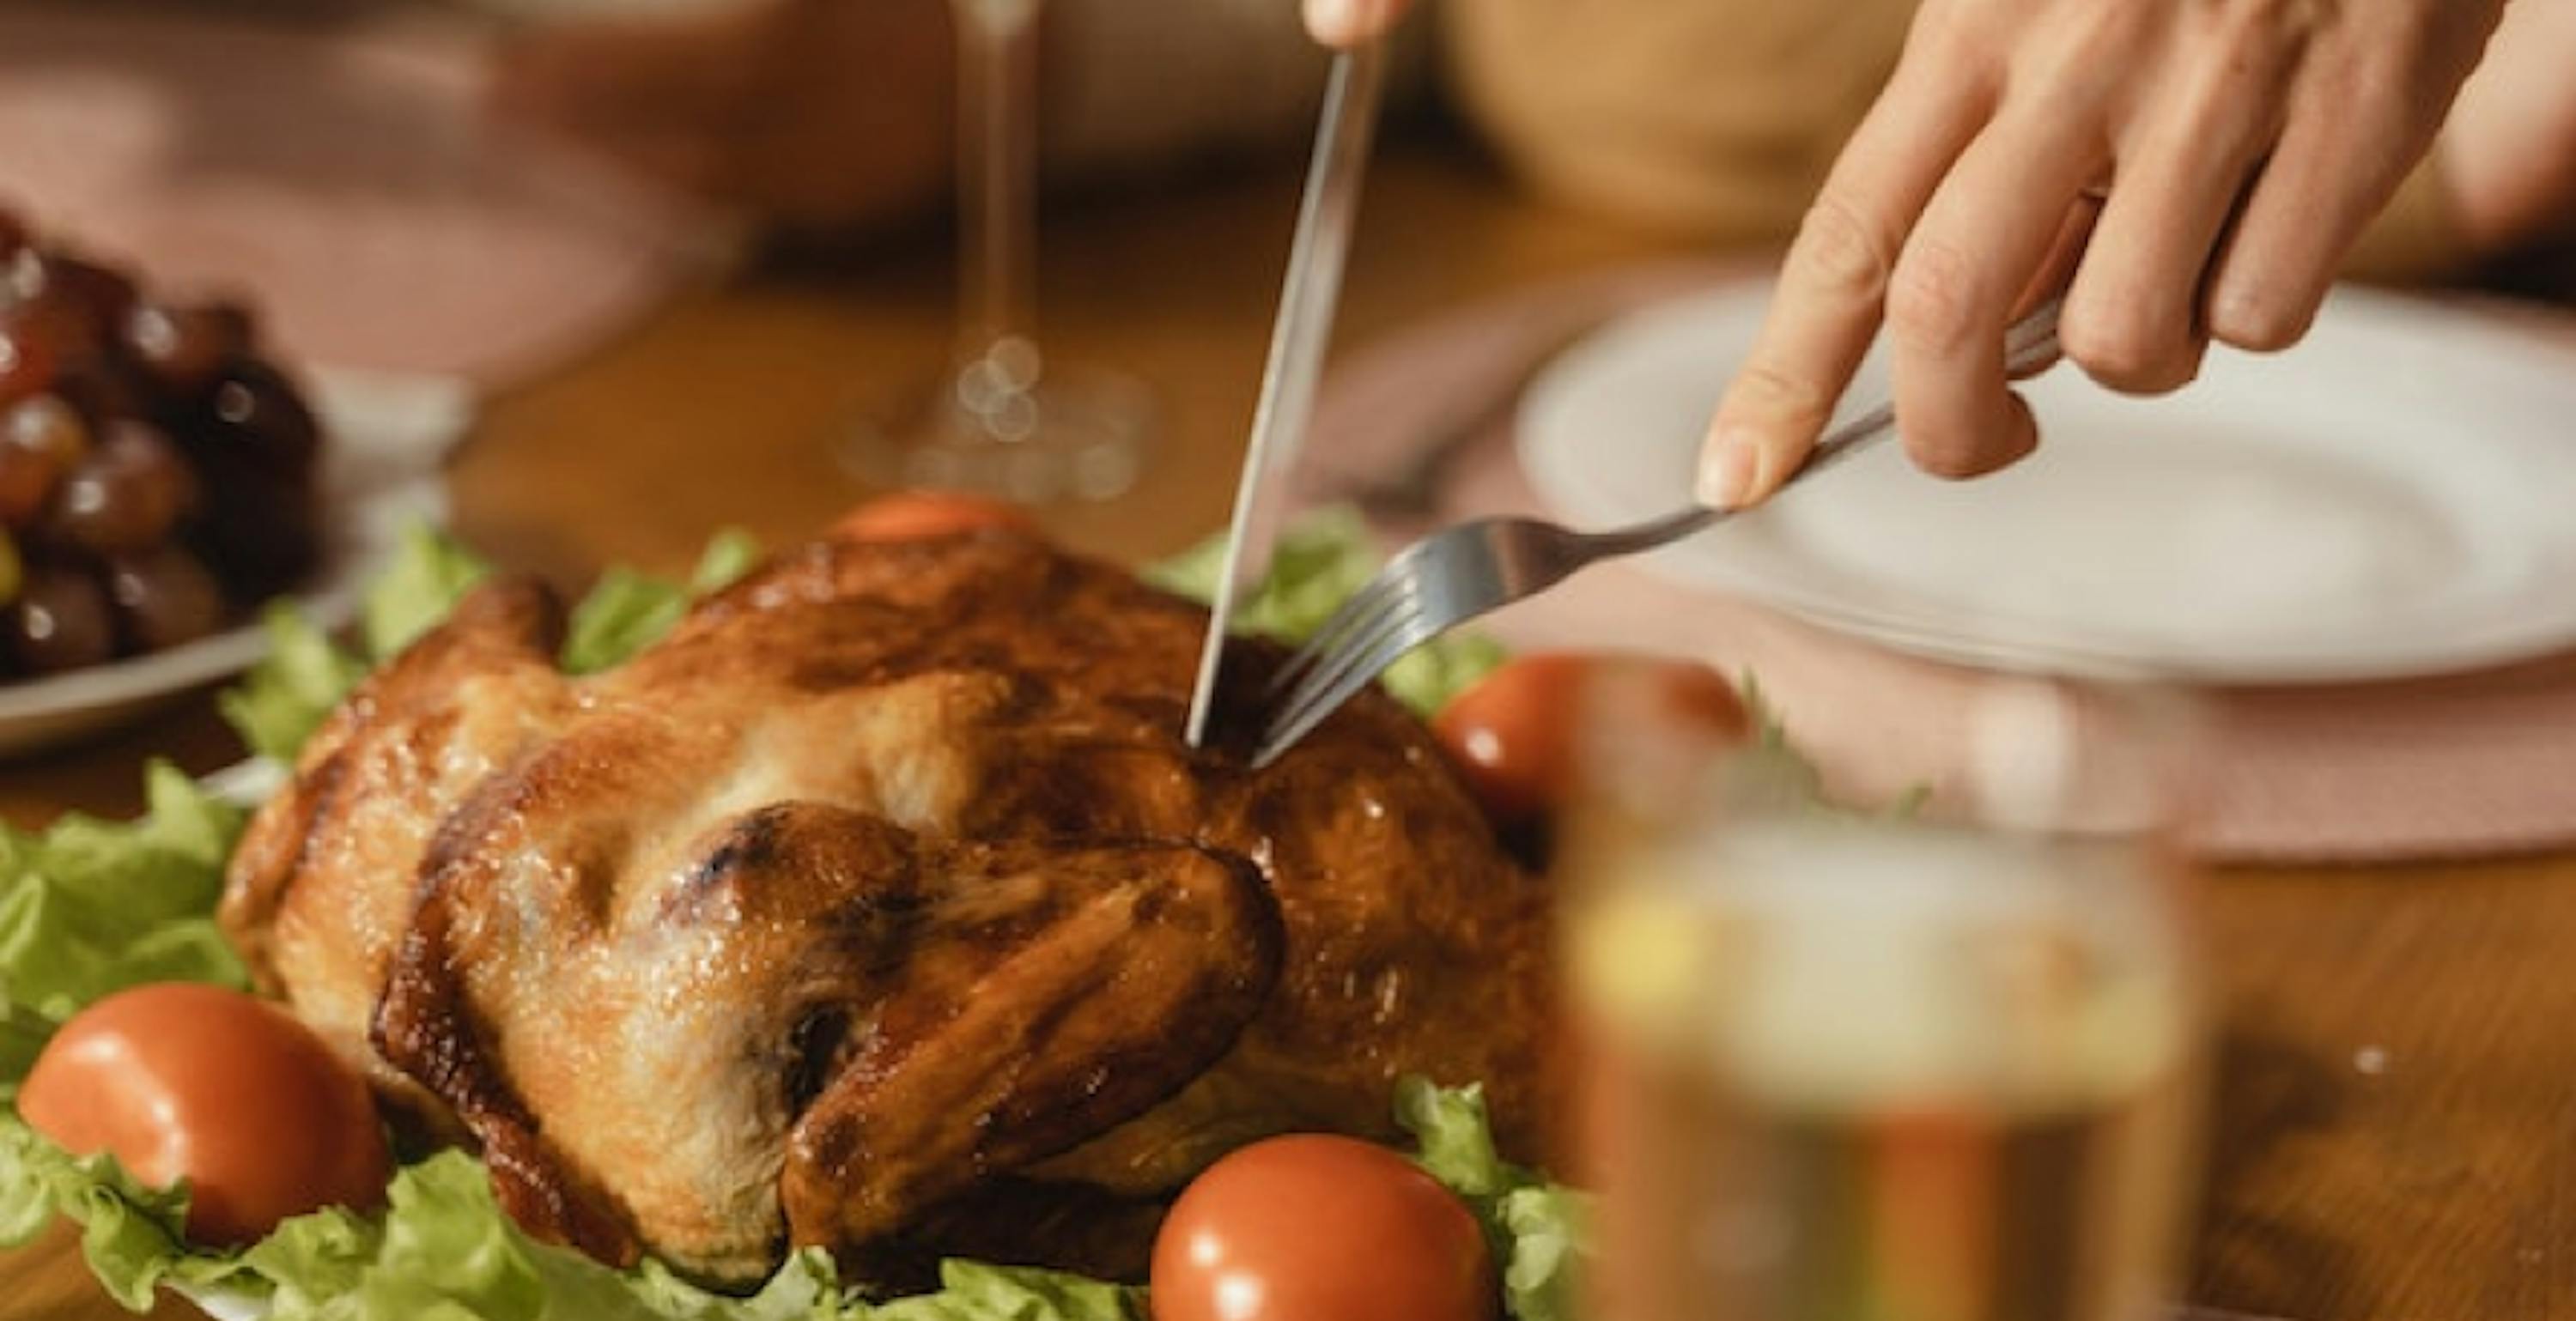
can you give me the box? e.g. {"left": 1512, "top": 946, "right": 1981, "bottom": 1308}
{"left": 218, "top": 530, "right": 1557, "bottom": 1288}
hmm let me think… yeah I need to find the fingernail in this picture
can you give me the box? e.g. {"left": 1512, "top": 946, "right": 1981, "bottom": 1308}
{"left": 1304, "top": 0, "right": 1363, "bottom": 43}
{"left": 1699, "top": 431, "right": 1762, "bottom": 509}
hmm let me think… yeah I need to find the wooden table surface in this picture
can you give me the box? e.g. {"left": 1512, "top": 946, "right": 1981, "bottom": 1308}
{"left": 3, "top": 143, "right": 2572, "bottom": 1321}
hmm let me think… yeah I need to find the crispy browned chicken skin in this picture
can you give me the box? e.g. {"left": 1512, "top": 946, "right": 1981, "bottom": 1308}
{"left": 218, "top": 531, "right": 1556, "bottom": 1287}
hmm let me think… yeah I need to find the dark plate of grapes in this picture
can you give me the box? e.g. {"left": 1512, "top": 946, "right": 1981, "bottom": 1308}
{"left": 0, "top": 214, "right": 468, "bottom": 756}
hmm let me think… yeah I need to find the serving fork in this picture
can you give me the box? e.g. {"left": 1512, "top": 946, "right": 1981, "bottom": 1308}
{"left": 1249, "top": 300, "right": 2065, "bottom": 767}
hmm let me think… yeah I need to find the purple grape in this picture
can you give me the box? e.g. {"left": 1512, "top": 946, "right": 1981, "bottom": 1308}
{"left": 9, "top": 567, "right": 114, "bottom": 673}
{"left": 191, "top": 463, "right": 319, "bottom": 602}
{"left": 123, "top": 302, "right": 246, "bottom": 397}
{"left": 43, "top": 421, "right": 197, "bottom": 555}
{"left": 0, "top": 442, "right": 58, "bottom": 530}
{"left": 37, "top": 254, "right": 136, "bottom": 328}
{"left": 106, "top": 544, "right": 228, "bottom": 652}
{"left": 0, "top": 396, "right": 87, "bottom": 530}
{"left": 0, "top": 326, "right": 52, "bottom": 403}
{"left": 206, "top": 361, "right": 321, "bottom": 475}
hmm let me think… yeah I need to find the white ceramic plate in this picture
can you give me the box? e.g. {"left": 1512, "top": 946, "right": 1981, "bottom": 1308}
{"left": 0, "top": 370, "right": 471, "bottom": 757}
{"left": 1517, "top": 282, "right": 2576, "bottom": 683}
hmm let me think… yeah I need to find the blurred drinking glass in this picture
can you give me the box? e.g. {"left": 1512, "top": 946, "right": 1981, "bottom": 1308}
{"left": 841, "top": 0, "right": 1152, "bottom": 502}
{"left": 1563, "top": 672, "right": 2207, "bottom": 1321}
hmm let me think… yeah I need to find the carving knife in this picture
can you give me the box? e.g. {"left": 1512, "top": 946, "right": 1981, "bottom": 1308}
{"left": 1184, "top": 43, "right": 1387, "bottom": 748}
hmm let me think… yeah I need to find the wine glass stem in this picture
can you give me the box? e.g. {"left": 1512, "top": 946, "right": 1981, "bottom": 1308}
{"left": 956, "top": 0, "right": 1041, "bottom": 379}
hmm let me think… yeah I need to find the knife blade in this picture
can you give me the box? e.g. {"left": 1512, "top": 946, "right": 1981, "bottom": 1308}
{"left": 1184, "top": 44, "right": 1388, "bottom": 749}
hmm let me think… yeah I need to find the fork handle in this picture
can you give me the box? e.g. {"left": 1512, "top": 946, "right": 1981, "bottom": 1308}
{"left": 1581, "top": 396, "right": 1889, "bottom": 557}
{"left": 1793, "top": 298, "right": 2063, "bottom": 488}
{"left": 1596, "top": 297, "right": 2065, "bottom": 555}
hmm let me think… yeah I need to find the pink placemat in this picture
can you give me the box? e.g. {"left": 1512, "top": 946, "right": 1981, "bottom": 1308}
{"left": 1300, "top": 264, "right": 2576, "bottom": 865}
{"left": 0, "top": 6, "right": 730, "bottom": 387}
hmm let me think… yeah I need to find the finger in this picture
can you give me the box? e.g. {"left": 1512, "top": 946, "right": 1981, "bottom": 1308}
{"left": 2205, "top": 94, "right": 2429, "bottom": 352}
{"left": 1886, "top": 107, "right": 2108, "bottom": 481}
{"left": 1304, "top": 0, "right": 1407, "bottom": 47}
{"left": 1698, "top": 65, "right": 1995, "bottom": 507}
{"left": 1991, "top": 196, "right": 2103, "bottom": 385}
{"left": 2061, "top": 39, "right": 2292, "bottom": 392}
{"left": 2013, "top": 191, "right": 2104, "bottom": 329}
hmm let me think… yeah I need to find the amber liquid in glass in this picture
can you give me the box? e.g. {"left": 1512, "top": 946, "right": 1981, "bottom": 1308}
{"left": 1572, "top": 821, "right": 2201, "bottom": 1321}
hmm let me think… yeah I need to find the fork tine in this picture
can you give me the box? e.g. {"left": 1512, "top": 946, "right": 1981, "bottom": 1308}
{"left": 1265, "top": 595, "right": 1437, "bottom": 757}
{"left": 1266, "top": 530, "right": 1454, "bottom": 696}
{"left": 1267, "top": 567, "right": 1408, "bottom": 698}
{"left": 1263, "top": 603, "right": 1427, "bottom": 763}
{"left": 1255, "top": 603, "right": 1439, "bottom": 767}
{"left": 1267, "top": 580, "right": 1425, "bottom": 736}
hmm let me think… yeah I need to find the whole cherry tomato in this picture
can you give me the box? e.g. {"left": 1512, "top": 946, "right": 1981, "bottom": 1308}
{"left": 829, "top": 490, "right": 1037, "bottom": 542}
{"left": 1151, "top": 1134, "right": 1494, "bottom": 1321}
{"left": 18, "top": 983, "right": 392, "bottom": 1245}
{"left": 1433, "top": 653, "right": 1751, "bottom": 826}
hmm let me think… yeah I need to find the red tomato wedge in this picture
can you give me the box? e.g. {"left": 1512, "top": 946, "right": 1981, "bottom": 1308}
{"left": 829, "top": 490, "right": 1038, "bottom": 542}
{"left": 19, "top": 983, "right": 391, "bottom": 1245}
{"left": 1434, "top": 653, "right": 1751, "bottom": 825}
{"left": 1151, "top": 1134, "right": 1494, "bottom": 1321}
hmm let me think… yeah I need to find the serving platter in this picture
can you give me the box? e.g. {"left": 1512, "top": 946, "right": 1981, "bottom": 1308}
{"left": 0, "top": 369, "right": 469, "bottom": 757}
{"left": 1516, "top": 282, "right": 2576, "bottom": 683}
{"left": 179, "top": 1288, "right": 260, "bottom": 1321}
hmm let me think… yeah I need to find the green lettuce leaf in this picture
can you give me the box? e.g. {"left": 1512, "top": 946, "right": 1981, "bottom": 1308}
{"left": 226, "top": 525, "right": 762, "bottom": 754}
{"left": 219, "top": 604, "right": 371, "bottom": 763}
{"left": 223, "top": 1204, "right": 383, "bottom": 1317}
{"left": 0, "top": 762, "right": 249, "bottom": 1027}
{"left": 1726, "top": 676, "right": 1931, "bottom": 821}
{"left": 2, "top": 1132, "right": 1143, "bottom": 1321}
{"left": 1397, "top": 1078, "right": 1590, "bottom": 1321}
{"left": 624, "top": 1249, "right": 852, "bottom": 1321}
{"left": 1145, "top": 506, "right": 1504, "bottom": 716}
{"left": 362, "top": 524, "right": 497, "bottom": 662}
{"left": 689, "top": 530, "right": 766, "bottom": 597}
{"left": 3, "top": 1080, "right": 1526, "bottom": 1321}
{"left": 559, "top": 527, "right": 757, "bottom": 676}
{"left": 0, "top": 1118, "right": 194, "bottom": 1311}
{"left": 1498, "top": 1187, "right": 1586, "bottom": 1321}
{"left": 0, "top": 1000, "right": 56, "bottom": 1088}
{"left": 221, "top": 522, "right": 493, "bottom": 761}
{"left": 560, "top": 567, "right": 690, "bottom": 677}
{"left": 872, "top": 1262, "right": 1142, "bottom": 1321}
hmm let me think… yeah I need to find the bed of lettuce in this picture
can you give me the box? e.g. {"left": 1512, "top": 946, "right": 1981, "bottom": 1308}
{"left": 0, "top": 516, "right": 1580, "bottom": 1321}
